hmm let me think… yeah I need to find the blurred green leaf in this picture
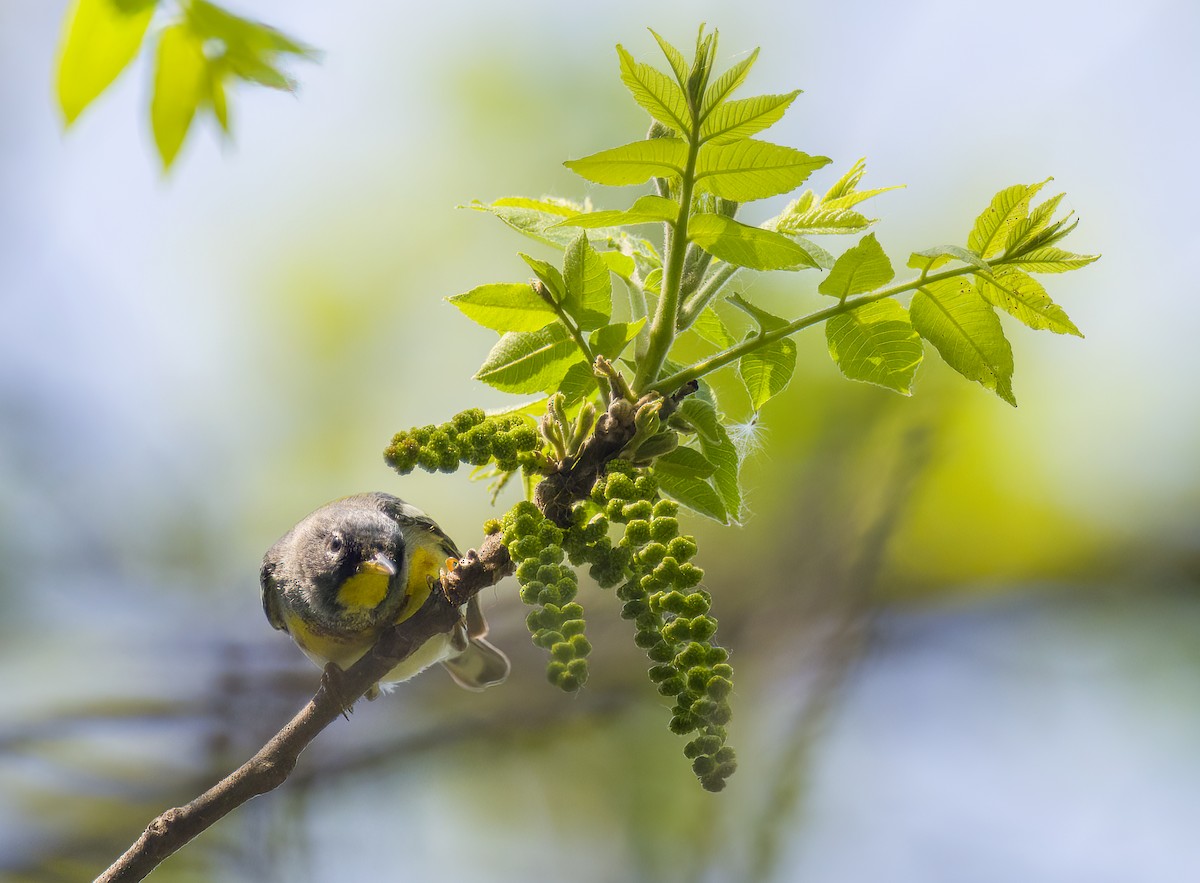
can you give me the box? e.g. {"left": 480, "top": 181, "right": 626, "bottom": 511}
{"left": 689, "top": 214, "right": 819, "bottom": 270}
{"left": 911, "top": 277, "right": 1016, "bottom": 406}
{"left": 818, "top": 232, "right": 895, "bottom": 298}
{"left": 56, "top": 0, "right": 155, "bottom": 125}
{"left": 565, "top": 139, "right": 689, "bottom": 186}
{"left": 907, "top": 244, "right": 990, "bottom": 274}
{"left": 187, "top": 0, "right": 316, "bottom": 92}
{"left": 699, "top": 91, "right": 799, "bottom": 145}
{"left": 475, "top": 325, "right": 580, "bottom": 394}
{"left": 563, "top": 234, "right": 613, "bottom": 330}
{"left": 695, "top": 140, "right": 830, "bottom": 201}
{"left": 617, "top": 45, "right": 691, "bottom": 133}
{"left": 447, "top": 283, "right": 557, "bottom": 333}
{"left": 555, "top": 195, "right": 678, "bottom": 229}
{"left": 150, "top": 23, "right": 208, "bottom": 169}
{"left": 978, "top": 267, "right": 1082, "bottom": 336}
{"left": 825, "top": 299, "right": 922, "bottom": 394}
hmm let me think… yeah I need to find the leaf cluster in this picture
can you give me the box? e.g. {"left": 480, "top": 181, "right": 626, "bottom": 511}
{"left": 56, "top": 0, "right": 316, "bottom": 169}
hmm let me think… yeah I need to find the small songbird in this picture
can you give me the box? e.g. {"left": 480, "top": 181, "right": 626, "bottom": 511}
{"left": 260, "top": 492, "right": 509, "bottom": 697}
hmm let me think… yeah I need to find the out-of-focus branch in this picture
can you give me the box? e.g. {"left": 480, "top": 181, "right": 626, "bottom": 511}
{"left": 96, "top": 535, "right": 513, "bottom": 883}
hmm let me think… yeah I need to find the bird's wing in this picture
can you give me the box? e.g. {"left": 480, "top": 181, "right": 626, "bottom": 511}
{"left": 259, "top": 551, "right": 287, "bottom": 631}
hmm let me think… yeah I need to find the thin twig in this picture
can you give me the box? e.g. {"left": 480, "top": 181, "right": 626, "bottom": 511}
{"left": 97, "top": 535, "right": 513, "bottom": 883}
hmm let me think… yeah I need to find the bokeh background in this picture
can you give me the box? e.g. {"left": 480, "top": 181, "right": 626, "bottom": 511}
{"left": 2, "top": 1, "right": 1198, "bottom": 880}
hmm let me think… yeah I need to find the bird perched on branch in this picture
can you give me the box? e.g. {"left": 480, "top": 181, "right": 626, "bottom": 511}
{"left": 260, "top": 492, "right": 509, "bottom": 697}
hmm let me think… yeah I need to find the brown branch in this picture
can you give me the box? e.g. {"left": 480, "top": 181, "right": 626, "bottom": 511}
{"left": 97, "top": 534, "right": 513, "bottom": 883}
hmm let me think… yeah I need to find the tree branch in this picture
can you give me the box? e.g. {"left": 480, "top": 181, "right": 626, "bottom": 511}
{"left": 97, "top": 534, "right": 513, "bottom": 883}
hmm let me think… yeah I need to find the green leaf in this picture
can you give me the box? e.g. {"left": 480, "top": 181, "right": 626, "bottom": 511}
{"left": 601, "top": 250, "right": 637, "bottom": 281}
{"left": 695, "top": 139, "right": 831, "bottom": 202}
{"left": 57, "top": 0, "right": 155, "bottom": 125}
{"left": 1005, "top": 246, "right": 1099, "bottom": 274}
{"left": 826, "top": 299, "right": 923, "bottom": 394}
{"left": 677, "top": 398, "right": 741, "bottom": 522}
{"left": 151, "top": 24, "right": 209, "bottom": 170}
{"left": 467, "top": 197, "right": 586, "bottom": 249}
{"left": 188, "top": 0, "right": 315, "bottom": 57}
{"left": 447, "top": 283, "right": 557, "bottom": 333}
{"left": 617, "top": 45, "right": 691, "bottom": 134}
{"left": 977, "top": 267, "right": 1082, "bottom": 336}
{"left": 1005, "top": 192, "right": 1064, "bottom": 255}
{"left": 689, "top": 214, "right": 821, "bottom": 271}
{"left": 649, "top": 29, "right": 689, "bottom": 88}
{"left": 726, "top": 294, "right": 797, "bottom": 409}
{"left": 910, "top": 278, "right": 1016, "bottom": 406}
{"left": 774, "top": 202, "right": 873, "bottom": 236}
{"left": 565, "top": 139, "right": 688, "bottom": 186}
{"left": 906, "top": 244, "right": 991, "bottom": 274}
{"left": 557, "top": 360, "right": 599, "bottom": 404}
{"left": 519, "top": 253, "right": 567, "bottom": 302}
{"left": 590, "top": 319, "right": 646, "bottom": 360}
{"left": 654, "top": 445, "right": 717, "bottom": 480}
{"left": 699, "top": 91, "right": 800, "bottom": 145}
{"left": 563, "top": 234, "right": 613, "bottom": 330}
{"left": 700, "top": 48, "right": 759, "bottom": 116}
{"left": 475, "top": 325, "right": 581, "bottom": 394}
{"left": 820, "top": 158, "right": 903, "bottom": 210}
{"left": 689, "top": 306, "right": 735, "bottom": 348}
{"left": 968, "top": 180, "right": 1048, "bottom": 260}
{"left": 206, "top": 62, "right": 231, "bottom": 134}
{"left": 818, "top": 233, "right": 895, "bottom": 298}
{"left": 554, "top": 195, "right": 678, "bottom": 229}
{"left": 738, "top": 336, "right": 797, "bottom": 410}
{"left": 655, "top": 472, "right": 728, "bottom": 523}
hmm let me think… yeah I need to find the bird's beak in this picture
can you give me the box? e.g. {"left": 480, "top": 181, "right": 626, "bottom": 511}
{"left": 357, "top": 552, "right": 397, "bottom": 578}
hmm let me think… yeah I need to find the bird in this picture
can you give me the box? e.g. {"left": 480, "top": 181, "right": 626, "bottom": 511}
{"left": 260, "top": 492, "right": 509, "bottom": 698}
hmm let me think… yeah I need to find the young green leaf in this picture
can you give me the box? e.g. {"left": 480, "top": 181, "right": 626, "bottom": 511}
{"left": 689, "top": 214, "right": 821, "bottom": 271}
{"left": 910, "top": 278, "right": 1016, "bottom": 406}
{"left": 475, "top": 325, "right": 582, "bottom": 394}
{"left": 565, "top": 139, "right": 688, "bottom": 186}
{"left": 554, "top": 195, "right": 678, "bottom": 229}
{"left": 649, "top": 29, "right": 689, "bottom": 89}
{"left": 968, "top": 180, "right": 1048, "bottom": 260}
{"left": 205, "top": 62, "right": 231, "bottom": 134}
{"left": 906, "top": 244, "right": 991, "bottom": 274}
{"left": 557, "top": 360, "right": 600, "bottom": 404}
{"left": 820, "top": 158, "right": 903, "bottom": 210}
{"left": 447, "top": 283, "right": 558, "bottom": 333}
{"left": 774, "top": 202, "right": 872, "bottom": 236}
{"left": 601, "top": 250, "right": 638, "bottom": 281}
{"left": 727, "top": 294, "right": 797, "bottom": 409}
{"left": 57, "top": 0, "right": 155, "bottom": 125}
{"left": 151, "top": 23, "right": 209, "bottom": 169}
{"left": 977, "top": 268, "right": 1082, "bottom": 336}
{"left": 467, "top": 197, "right": 587, "bottom": 249}
{"left": 617, "top": 45, "right": 692, "bottom": 134}
{"left": 699, "top": 91, "right": 800, "bottom": 145}
{"left": 654, "top": 445, "right": 717, "bottom": 480}
{"left": 825, "top": 299, "right": 923, "bottom": 394}
{"left": 1004, "top": 246, "right": 1099, "bottom": 274}
{"left": 700, "top": 48, "right": 759, "bottom": 116}
{"left": 818, "top": 233, "right": 895, "bottom": 298}
{"left": 677, "top": 398, "right": 742, "bottom": 522}
{"left": 695, "top": 140, "right": 831, "bottom": 201}
{"left": 591, "top": 319, "right": 647, "bottom": 359}
{"left": 688, "top": 306, "right": 736, "bottom": 348}
{"left": 654, "top": 471, "right": 728, "bottom": 523}
{"left": 520, "top": 253, "right": 567, "bottom": 302}
{"left": 1004, "top": 192, "right": 1064, "bottom": 255}
{"left": 563, "top": 234, "right": 613, "bottom": 330}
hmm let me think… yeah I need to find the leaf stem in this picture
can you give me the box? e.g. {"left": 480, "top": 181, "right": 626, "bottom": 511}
{"left": 650, "top": 262, "right": 987, "bottom": 394}
{"left": 634, "top": 138, "right": 700, "bottom": 393}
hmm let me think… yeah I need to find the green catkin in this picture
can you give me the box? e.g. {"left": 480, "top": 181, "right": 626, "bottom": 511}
{"left": 500, "top": 501, "right": 589, "bottom": 692}
{"left": 386, "top": 410, "right": 545, "bottom": 477}
{"left": 590, "top": 463, "right": 737, "bottom": 792}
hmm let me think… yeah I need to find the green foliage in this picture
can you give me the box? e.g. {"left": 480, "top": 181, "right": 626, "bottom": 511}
{"left": 56, "top": 0, "right": 316, "bottom": 169}
{"left": 390, "top": 24, "right": 1097, "bottom": 792}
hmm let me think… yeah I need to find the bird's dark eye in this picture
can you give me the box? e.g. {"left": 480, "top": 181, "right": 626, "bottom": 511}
{"left": 328, "top": 534, "right": 344, "bottom": 556}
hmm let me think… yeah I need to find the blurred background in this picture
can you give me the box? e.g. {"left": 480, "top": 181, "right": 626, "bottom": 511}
{"left": 2, "top": 1, "right": 1198, "bottom": 880}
